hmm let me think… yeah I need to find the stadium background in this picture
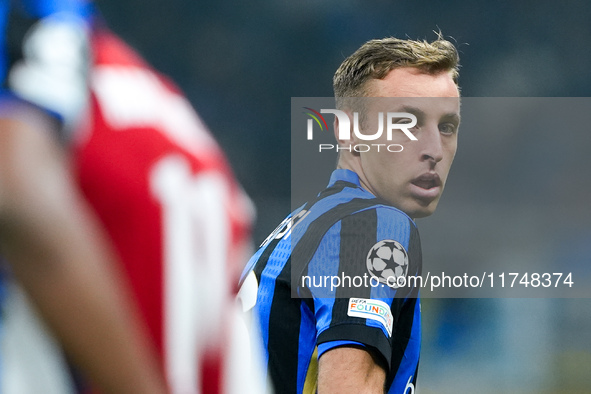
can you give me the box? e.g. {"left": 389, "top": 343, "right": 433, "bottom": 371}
{"left": 97, "top": 1, "right": 591, "bottom": 392}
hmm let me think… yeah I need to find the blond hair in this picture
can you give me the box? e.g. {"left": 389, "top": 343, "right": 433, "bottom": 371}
{"left": 333, "top": 34, "right": 460, "bottom": 109}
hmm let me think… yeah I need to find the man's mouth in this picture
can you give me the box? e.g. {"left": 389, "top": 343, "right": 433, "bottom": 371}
{"left": 412, "top": 172, "right": 442, "bottom": 188}
{"left": 410, "top": 173, "right": 442, "bottom": 201}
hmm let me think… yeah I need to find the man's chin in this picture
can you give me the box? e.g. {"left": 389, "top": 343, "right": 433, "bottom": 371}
{"left": 405, "top": 199, "right": 439, "bottom": 219}
{"left": 378, "top": 193, "right": 440, "bottom": 219}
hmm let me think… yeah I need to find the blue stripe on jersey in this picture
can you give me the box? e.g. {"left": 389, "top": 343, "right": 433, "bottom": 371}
{"left": 370, "top": 208, "right": 412, "bottom": 302}
{"left": 255, "top": 233, "right": 293, "bottom": 368}
{"left": 307, "top": 221, "right": 341, "bottom": 300}
{"left": 307, "top": 222, "right": 341, "bottom": 345}
{"left": 376, "top": 207, "right": 412, "bottom": 249}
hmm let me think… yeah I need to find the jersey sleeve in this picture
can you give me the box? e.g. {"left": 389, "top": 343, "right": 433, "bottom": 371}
{"left": 301, "top": 205, "right": 421, "bottom": 367}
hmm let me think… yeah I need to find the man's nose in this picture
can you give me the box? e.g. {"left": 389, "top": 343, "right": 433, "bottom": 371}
{"left": 420, "top": 126, "right": 444, "bottom": 164}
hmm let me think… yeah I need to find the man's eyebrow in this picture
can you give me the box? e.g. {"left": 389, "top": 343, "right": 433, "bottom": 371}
{"left": 442, "top": 112, "right": 461, "bottom": 124}
{"left": 399, "top": 105, "right": 425, "bottom": 119}
{"left": 398, "top": 105, "right": 461, "bottom": 124}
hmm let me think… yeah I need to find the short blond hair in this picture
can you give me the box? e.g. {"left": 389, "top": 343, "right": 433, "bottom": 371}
{"left": 333, "top": 34, "right": 460, "bottom": 109}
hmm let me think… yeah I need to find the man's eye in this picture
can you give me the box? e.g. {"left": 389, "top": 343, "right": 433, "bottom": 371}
{"left": 439, "top": 123, "right": 456, "bottom": 135}
{"left": 396, "top": 118, "right": 413, "bottom": 124}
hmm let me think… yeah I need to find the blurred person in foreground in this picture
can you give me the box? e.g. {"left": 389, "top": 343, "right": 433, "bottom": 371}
{"left": 2, "top": 0, "right": 263, "bottom": 393}
{"left": 240, "top": 35, "right": 461, "bottom": 393}
{"left": 77, "top": 14, "right": 260, "bottom": 394}
{"left": 0, "top": 1, "right": 166, "bottom": 393}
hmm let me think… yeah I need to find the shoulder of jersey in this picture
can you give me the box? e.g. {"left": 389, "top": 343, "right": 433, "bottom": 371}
{"left": 341, "top": 198, "right": 416, "bottom": 228}
{"left": 87, "top": 28, "right": 224, "bottom": 158}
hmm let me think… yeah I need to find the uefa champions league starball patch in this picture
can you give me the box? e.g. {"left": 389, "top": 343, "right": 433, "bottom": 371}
{"left": 366, "top": 239, "right": 409, "bottom": 289}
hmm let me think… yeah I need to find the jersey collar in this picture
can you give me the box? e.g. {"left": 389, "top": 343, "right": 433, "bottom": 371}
{"left": 328, "top": 169, "right": 362, "bottom": 188}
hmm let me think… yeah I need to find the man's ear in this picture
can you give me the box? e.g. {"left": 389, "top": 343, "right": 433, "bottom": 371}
{"left": 334, "top": 109, "right": 358, "bottom": 148}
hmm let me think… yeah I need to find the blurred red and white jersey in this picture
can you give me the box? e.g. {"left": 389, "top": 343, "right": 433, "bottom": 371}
{"left": 72, "top": 28, "right": 261, "bottom": 394}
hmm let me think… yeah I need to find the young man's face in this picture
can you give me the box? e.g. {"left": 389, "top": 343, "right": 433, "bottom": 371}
{"left": 352, "top": 67, "right": 460, "bottom": 219}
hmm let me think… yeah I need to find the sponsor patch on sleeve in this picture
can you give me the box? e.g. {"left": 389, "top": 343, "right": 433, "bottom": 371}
{"left": 347, "top": 298, "right": 393, "bottom": 337}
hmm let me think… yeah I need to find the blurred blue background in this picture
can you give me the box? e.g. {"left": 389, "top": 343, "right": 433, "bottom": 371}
{"left": 97, "top": 1, "right": 591, "bottom": 392}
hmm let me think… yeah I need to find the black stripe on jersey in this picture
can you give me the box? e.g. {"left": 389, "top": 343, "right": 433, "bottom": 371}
{"left": 388, "top": 296, "right": 418, "bottom": 388}
{"left": 317, "top": 180, "right": 359, "bottom": 200}
{"left": 252, "top": 236, "right": 282, "bottom": 284}
{"left": 291, "top": 197, "right": 385, "bottom": 297}
{"left": 387, "top": 221, "right": 421, "bottom": 388}
{"left": 334, "top": 209, "right": 376, "bottom": 300}
{"left": 326, "top": 209, "right": 395, "bottom": 368}
{"left": 267, "top": 256, "right": 301, "bottom": 394}
{"left": 247, "top": 212, "right": 302, "bottom": 392}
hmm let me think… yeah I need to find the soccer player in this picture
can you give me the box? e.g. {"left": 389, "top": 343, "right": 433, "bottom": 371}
{"left": 0, "top": 3, "right": 166, "bottom": 393}
{"left": 240, "top": 36, "right": 461, "bottom": 393}
{"left": 75, "top": 23, "right": 257, "bottom": 394}
{"left": 1, "top": 1, "right": 261, "bottom": 393}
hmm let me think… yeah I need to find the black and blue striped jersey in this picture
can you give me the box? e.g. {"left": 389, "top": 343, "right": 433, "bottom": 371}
{"left": 241, "top": 169, "right": 422, "bottom": 394}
